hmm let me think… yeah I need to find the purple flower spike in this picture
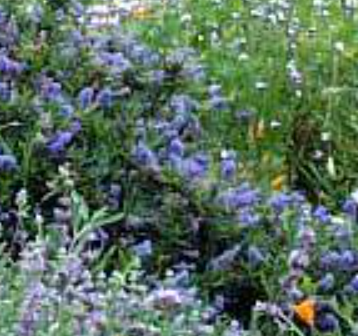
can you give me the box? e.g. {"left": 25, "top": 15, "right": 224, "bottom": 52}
{"left": 133, "top": 141, "right": 158, "bottom": 168}
{"left": 47, "top": 131, "right": 74, "bottom": 155}
{"left": 96, "top": 87, "right": 114, "bottom": 109}
{"left": 181, "top": 153, "right": 209, "bottom": 180}
{"left": 78, "top": 86, "right": 95, "bottom": 110}
{"left": 170, "top": 94, "right": 198, "bottom": 114}
{"left": 313, "top": 205, "right": 331, "bottom": 224}
{"left": 0, "top": 54, "right": 24, "bottom": 75}
{"left": 42, "top": 81, "right": 62, "bottom": 102}
{"left": 168, "top": 137, "right": 185, "bottom": 157}
{"left": 343, "top": 198, "right": 357, "bottom": 221}
{"left": 269, "top": 193, "right": 293, "bottom": 213}
{"left": 220, "top": 151, "right": 237, "bottom": 180}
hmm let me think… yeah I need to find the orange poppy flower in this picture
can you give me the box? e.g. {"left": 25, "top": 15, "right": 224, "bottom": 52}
{"left": 292, "top": 299, "right": 316, "bottom": 327}
{"left": 271, "top": 174, "right": 286, "bottom": 191}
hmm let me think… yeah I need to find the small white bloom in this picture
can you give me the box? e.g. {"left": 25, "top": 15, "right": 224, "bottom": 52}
{"left": 313, "top": 150, "right": 324, "bottom": 160}
{"left": 231, "top": 12, "right": 240, "bottom": 19}
{"left": 334, "top": 41, "right": 345, "bottom": 52}
{"left": 238, "top": 53, "right": 249, "bottom": 61}
{"left": 321, "top": 132, "right": 331, "bottom": 142}
{"left": 351, "top": 190, "right": 358, "bottom": 203}
{"left": 255, "top": 81, "right": 268, "bottom": 90}
{"left": 331, "top": 216, "right": 346, "bottom": 225}
{"left": 180, "top": 13, "right": 192, "bottom": 23}
{"left": 270, "top": 120, "right": 281, "bottom": 128}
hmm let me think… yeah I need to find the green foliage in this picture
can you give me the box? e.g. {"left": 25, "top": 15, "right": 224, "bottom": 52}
{"left": 126, "top": 0, "right": 358, "bottom": 203}
{"left": 1, "top": 1, "right": 358, "bottom": 335}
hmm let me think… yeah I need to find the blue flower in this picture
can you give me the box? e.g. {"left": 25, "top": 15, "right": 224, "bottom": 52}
{"left": 339, "top": 250, "right": 357, "bottom": 271}
{"left": 209, "top": 245, "right": 241, "bottom": 271}
{"left": 47, "top": 120, "right": 81, "bottom": 155}
{"left": 220, "top": 151, "right": 237, "bottom": 180}
{"left": 96, "top": 87, "right": 114, "bottom": 109}
{"left": 291, "top": 191, "right": 307, "bottom": 205}
{"left": 59, "top": 104, "right": 74, "bottom": 118}
{"left": 47, "top": 131, "right": 74, "bottom": 155}
{"left": 129, "top": 44, "right": 158, "bottom": 66}
{"left": 0, "top": 154, "right": 17, "bottom": 171}
{"left": 148, "top": 70, "right": 166, "bottom": 84}
{"left": 247, "top": 245, "right": 265, "bottom": 266}
{"left": 219, "top": 184, "right": 260, "bottom": 210}
{"left": 170, "top": 95, "right": 198, "bottom": 114}
{"left": 181, "top": 153, "right": 209, "bottom": 180}
{"left": 235, "top": 110, "right": 254, "bottom": 123}
{"left": 99, "top": 52, "right": 131, "bottom": 73}
{"left": 269, "top": 193, "right": 293, "bottom": 213}
{"left": 183, "top": 63, "right": 206, "bottom": 81}
{"left": 316, "top": 313, "right": 339, "bottom": 333}
{"left": 239, "top": 208, "right": 260, "bottom": 226}
{"left": 349, "top": 274, "right": 358, "bottom": 292}
{"left": 168, "top": 137, "right": 185, "bottom": 158}
{"left": 132, "top": 240, "right": 153, "bottom": 258}
{"left": 42, "top": 81, "right": 62, "bottom": 102}
{"left": 0, "top": 55, "right": 24, "bottom": 75}
{"left": 78, "top": 87, "right": 95, "bottom": 110}
{"left": 209, "top": 95, "right": 229, "bottom": 111}
{"left": 171, "top": 113, "right": 191, "bottom": 132}
{"left": 107, "top": 184, "right": 122, "bottom": 209}
{"left": 317, "top": 273, "right": 335, "bottom": 292}
{"left": 221, "top": 158, "right": 236, "bottom": 180}
{"left": 133, "top": 141, "right": 158, "bottom": 168}
{"left": 0, "top": 81, "right": 11, "bottom": 101}
{"left": 332, "top": 225, "right": 352, "bottom": 246}
{"left": 320, "top": 251, "right": 340, "bottom": 270}
{"left": 70, "top": 120, "right": 82, "bottom": 134}
{"left": 342, "top": 198, "right": 357, "bottom": 220}
{"left": 313, "top": 205, "right": 331, "bottom": 224}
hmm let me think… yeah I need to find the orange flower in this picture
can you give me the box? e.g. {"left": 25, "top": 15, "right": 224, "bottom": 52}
{"left": 271, "top": 174, "right": 286, "bottom": 191}
{"left": 292, "top": 299, "right": 316, "bottom": 327}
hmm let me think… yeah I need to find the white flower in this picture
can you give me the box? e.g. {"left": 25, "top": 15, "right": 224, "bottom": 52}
{"left": 321, "top": 132, "right": 331, "bottom": 142}
{"left": 351, "top": 190, "right": 358, "bottom": 203}
{"left": 180, "top": 13, "right": 192, "bottom": 23}
{"left": 334, "top": 41, "right": 345, "bottom": 52}
{"left": 255, "top": 81, "right": 268, "bottom": 90}
{"left": 238, "top": 53, "right": 249, "bottom": 61}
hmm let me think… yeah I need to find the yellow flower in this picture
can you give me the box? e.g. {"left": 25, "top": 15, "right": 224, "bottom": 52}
{"left": 249, "top": 119, "right": 266, "bottom": 142}
{"left": 271, "top": 174, "right": 286, "bottom": 191}
{"left": 292, "top": 299, "right": 316, "bottom": 327}
{"left": 131, "top": 5, "right": 152, "bottom": 19}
